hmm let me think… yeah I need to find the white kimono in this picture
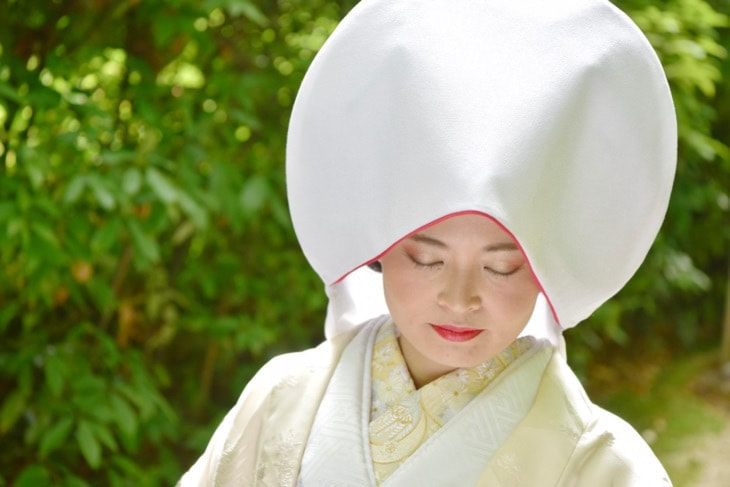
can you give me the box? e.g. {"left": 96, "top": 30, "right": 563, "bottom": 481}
{"left": 179, "top": 317, "right": 670, "bottom": 486}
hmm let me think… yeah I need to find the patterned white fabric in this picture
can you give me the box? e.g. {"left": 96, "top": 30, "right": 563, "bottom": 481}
{"left": 298, "top": 319, "right": 380, "bottom": 486}
{"left": 369, "top": 322, "right": 536, "bottom": 483}
{"left": 178, "top": 322, "right": 671, "bottom": 486}
{"left": 298, "top": 320, "right": 552, "bottom": 486}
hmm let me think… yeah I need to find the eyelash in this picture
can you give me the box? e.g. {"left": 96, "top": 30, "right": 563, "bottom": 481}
{"left": 409, "top": 256, "right": 442, "bottom": 270}
{"left": 487, "top": 266, "right": 520, "bottom": 277}
{"left": 408, "top": 255, "right": 521, "bottom": 277}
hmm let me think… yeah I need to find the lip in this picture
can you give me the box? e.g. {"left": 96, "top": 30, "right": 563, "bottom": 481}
{"left": 430, "top": 324, "right": 484, "bottom": 342}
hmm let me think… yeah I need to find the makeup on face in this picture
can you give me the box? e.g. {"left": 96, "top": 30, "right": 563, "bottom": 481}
{"left": 430, "top": 324, "right": 484, "bottom": 342}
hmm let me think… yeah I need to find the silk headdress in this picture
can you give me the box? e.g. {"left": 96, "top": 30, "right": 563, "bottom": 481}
{"left": 286, "top": 0, "right": 677, "bottom": 341}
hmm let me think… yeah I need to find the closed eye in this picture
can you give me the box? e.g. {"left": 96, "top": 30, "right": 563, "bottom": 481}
{"left": 408, "top": 254, "right": 443, "bottom": 269}
{"left": 484, "top": 265, "right": 522, "bottom": 277}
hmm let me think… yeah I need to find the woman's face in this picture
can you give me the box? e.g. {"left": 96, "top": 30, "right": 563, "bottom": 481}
{"left": 379, "top": 213, "right": 540, "bottom": 388}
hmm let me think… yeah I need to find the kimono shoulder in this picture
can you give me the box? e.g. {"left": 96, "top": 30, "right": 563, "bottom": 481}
{"left": 480, "top": 351, "right": 671, "bottom": 486}
{"left": 178, "top": 326, "right": 361, "bottom": 486}
{"left": 569, "top": 404, "right": 672, "bottom": 486}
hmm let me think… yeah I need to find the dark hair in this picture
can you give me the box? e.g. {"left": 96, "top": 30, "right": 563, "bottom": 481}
{"left": 367, "top": 261, "right": 382, "bottom": 272}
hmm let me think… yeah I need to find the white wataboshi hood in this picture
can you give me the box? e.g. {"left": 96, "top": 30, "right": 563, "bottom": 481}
{"left": 286, "top": 0, "right": 677, "bottom": 341}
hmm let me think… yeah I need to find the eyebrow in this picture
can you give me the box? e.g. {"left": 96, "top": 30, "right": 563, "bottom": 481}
{"left": 409, "top": 234, "right": 519, "bottom": 252}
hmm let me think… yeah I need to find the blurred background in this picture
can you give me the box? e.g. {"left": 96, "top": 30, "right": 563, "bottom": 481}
{"left": 0, "top": 0, "right": 728, "bottom": 485}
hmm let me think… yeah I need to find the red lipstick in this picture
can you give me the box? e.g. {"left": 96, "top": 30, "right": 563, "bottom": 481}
{"left": 431, "top": 324, "right": 483, "bottom": 342}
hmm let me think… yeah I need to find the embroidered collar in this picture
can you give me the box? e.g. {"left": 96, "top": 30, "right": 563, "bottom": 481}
{"left": 369, "top": 321, "right": 534, "bottom": 483}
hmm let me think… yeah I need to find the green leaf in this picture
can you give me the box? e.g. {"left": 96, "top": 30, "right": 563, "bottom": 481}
{"left": 24, "top": 156, "right": 45, "bottom": 189}
{"left": 27, "top": 229, "right": 65, "bottom": 267}
{"left": 91, "top": 218, "right": 122, "bottom": 253}
{"left": 0, "top": 80, "right": 25, "bottom": 104}
{"left": 0, "top": 201, "right": 15, "bottom": 221}
{"left": 87, "top": 174, "right": 116, "bottom": 210}
{"left": 76, "top": 420, "right": 102, "bottom": 469}
{"left": 228, "top": 108, "right": 262, "bottom": 129}
{"left": 100, "top": 149, "right": 136, "bottom": 165}
{"left": 63, "top": 475, "right": 92, "bottom": 487}
{"left": 44, "top": 353, "right": 65, "bottom": 397}
{"left": 0, "top": 389, "right": 26, "bottom": 433}
{"left": 177, "top": 192, "right": 208, "bottom": 229}
{"left": 14, "top": 464, "right": 50, "bottom": 487}
{"left": 110, "top": 394, "right": 138, "bottom": 438}
{"left": 111, "top": 455, "right": 146, "bottom": 481}
{"left": 227, "top": 0, "right": 268, "bottom": 26}
{"left": 31, "top": 221, "right": 60, "bottom": 247}
{"left": 26, "top": 85, "right": 62, "bottom": 108}
{"left": 271, "top": 197, "right": 292, "bottom": 229}
{"left": 39, "top": 416, "right": 74, "bottom": 457}
{"left": 0, "top": 302, "right": 20, "bottom": 333}
{"left": 63, "top": 175, "right": 87, "bottom": 204}
{"left": 239, "top": 175, "right": 269, "bottom": 214}
{"left": 86, "top": 279, "right": 117, "bottom": 315}
{"left": 171, "top": 219, "right": 196, "bottom": 245}
{"left": 122, "top": 167, "right": 143, "bottom": 195}
{"left": 88, "top": 421, "right": 118, "bottom": 452}
{"left": 115, "top": 382, "right": 155, "bottom": 419}
{"left": 127, "top": 220, "right": 160, "bottom": 263}
{"left": 146, "top": 167, "right": 178, "bottom": 204}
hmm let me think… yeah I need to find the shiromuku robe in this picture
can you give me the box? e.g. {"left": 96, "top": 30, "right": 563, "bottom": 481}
{"left": 179, "top": 317, "right": 670, "bottom": 486}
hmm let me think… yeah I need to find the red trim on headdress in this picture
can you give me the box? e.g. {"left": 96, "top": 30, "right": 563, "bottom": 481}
{"left": 331, "top": 210, "right": 562, "bottom": 328}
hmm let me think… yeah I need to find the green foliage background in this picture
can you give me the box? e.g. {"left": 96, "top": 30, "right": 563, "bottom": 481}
{"left": 0, "top": 0, "right": 727, "bottom": 484}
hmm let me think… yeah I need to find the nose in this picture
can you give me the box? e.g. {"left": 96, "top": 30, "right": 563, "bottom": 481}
{"left": 437, "top": 267, "right": 482, "bottom": 313}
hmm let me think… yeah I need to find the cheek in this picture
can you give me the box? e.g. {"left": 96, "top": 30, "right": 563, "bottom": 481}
{"left": 513, "top": 291, "right": 539, "bottom": 320}
{"left": 487, "top": 280, "right": 540, "bottom": 318}
{"left": 383, "top": 269, "right": 432, "bottom": 311}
